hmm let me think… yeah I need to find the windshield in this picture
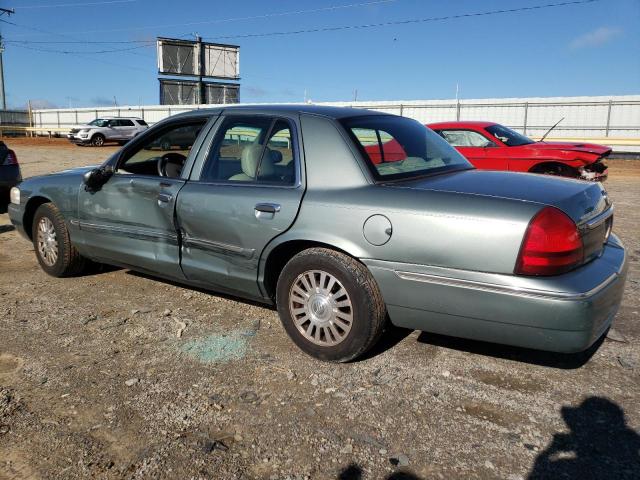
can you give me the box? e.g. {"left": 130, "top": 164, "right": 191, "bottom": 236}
{"left": 88, "top": 119, "right": 109, "bottom": 127}
{"left": 342, "top": 116, "right": 472, "bottom": 181}
{"left": 486, "top": 124, "right": 534, "bottom": 146}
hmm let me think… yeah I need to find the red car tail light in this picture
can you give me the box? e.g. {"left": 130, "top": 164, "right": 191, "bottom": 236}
{"left": 4, "top": 149, "right": 18, "bottom": 165}
{"left": 515, "top": 207, "right": 583, "bottom": 276}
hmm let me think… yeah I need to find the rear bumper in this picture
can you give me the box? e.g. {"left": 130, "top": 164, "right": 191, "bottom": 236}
{"left": 365, "top": 234, "right": 628, "bottom": 353}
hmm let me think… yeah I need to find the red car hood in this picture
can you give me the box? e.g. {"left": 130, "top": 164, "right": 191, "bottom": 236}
{"left": 529, "top": 141, "right": 611, "bottom": 156}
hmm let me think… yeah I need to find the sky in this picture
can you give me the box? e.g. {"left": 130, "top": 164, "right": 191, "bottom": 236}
{"left": 0, "top": 0, "right": 639, "bottom": 109}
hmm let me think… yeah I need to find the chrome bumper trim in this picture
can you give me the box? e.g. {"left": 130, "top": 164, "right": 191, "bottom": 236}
{"left": 394, "top": 270, "right": 619, "bottom": 301}
{"left": 584, "top": 206, "right": 614, "bottom": 230}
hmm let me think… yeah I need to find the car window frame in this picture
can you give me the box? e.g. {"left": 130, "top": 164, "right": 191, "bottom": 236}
{"left": 105, "top": 114, "right": 218, "bottom": 181}
{"left": 191, "top": 113, "right": 302, "bottom": 189}
{"left": 434, "top": 128, "right": 498, "bottom": 148}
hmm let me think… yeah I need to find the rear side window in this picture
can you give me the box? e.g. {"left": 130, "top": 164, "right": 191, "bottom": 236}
{"left": 342, "top": 116, "right": 472, "bottom": 181}
{"left": 200, "top": 116, "right": 296, "bottom": 185}
{"left": 118, "top": 119, "right": 135, "bottom": 126}
{"left": 136, "top": 119, "right": 148, "bottom": 126}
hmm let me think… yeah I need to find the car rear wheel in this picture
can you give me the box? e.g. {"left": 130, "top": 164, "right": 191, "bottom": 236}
{"left": 276, "top": 248, "right": 387, "bottom": 362}
{"left": 32, "top": 203, "right": 87, "bottom": 277}
{"left": 91, "top": 134, "right": 105, "bottom": 147}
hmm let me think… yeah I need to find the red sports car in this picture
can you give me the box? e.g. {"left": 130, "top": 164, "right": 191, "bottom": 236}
{"left": 427, "top": 121, "right": 610, "bottom": 180}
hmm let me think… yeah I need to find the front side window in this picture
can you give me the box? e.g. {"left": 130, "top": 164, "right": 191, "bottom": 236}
{"left": 437, "top": 129, "right": 495, "bottom": 148}
{"left": 343, "top": 115, "right": 472, "bottom": 181}
{"left": 200, "top": 116, "right": 296, "bottom": 185}
{"left": 88, "top": 118, "right": 109, "bottom": 127}
{"left": 486, "top": 124, "right": 534, "bottom": 146}
{"left": 116, "top": 120, "right": 207, "bottom": 177}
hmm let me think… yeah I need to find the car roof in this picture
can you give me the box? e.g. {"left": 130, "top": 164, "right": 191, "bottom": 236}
{"left": 168, "top": 104, "right": 393, "bottom": 121}
{"left": 97, "top": 116, "right": 144, "bottom": 120}
{"left": 427, "top": 121, "right": 498, "bottom": 129}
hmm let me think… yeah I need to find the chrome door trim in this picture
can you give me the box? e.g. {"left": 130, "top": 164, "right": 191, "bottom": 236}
{"left": 78, "top": 221, "right": 179, "bottom": 244}
{"left": 182, "top": 234, "right": 255, "bottom": 259}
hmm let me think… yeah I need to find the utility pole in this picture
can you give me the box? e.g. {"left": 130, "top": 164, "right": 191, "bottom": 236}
{"left": 0, "top": 8, "right": 15, "bottom": 111}
{"left": 196, "top": 35, "right": 205, "bottom": 104}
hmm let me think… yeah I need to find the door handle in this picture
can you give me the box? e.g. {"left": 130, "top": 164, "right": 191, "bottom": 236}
{"left": 254, "top": 203, "right": 281, "bottom": 214}
{"left": 157, "top": 192, "right": 173, "bottom": 203}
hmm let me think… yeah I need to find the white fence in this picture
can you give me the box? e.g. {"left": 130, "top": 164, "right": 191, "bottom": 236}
{"left": 31, "top": 95, "right": 640, "bottom": 151}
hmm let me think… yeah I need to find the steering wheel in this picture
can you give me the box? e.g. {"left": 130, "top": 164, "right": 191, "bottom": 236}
{"left": 157, "top": 152, "right": 187, "bottom": 178}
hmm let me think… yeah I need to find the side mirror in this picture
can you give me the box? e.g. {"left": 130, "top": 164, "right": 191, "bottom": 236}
{"left": 83, "top": 166, "right": 113, "bottom": 191}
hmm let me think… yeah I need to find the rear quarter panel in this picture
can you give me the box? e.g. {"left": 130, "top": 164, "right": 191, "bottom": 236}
{"left": 264, "top": 114, "right": 542, "bottom": 276}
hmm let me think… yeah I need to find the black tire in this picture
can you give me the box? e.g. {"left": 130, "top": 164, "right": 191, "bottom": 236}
{"left": 32, "top": 203, "right": 86, "bottom": 277}
{"left": 91, "top": 134, "right": 105, "bottom": 147}
{"left": 276, "top": 248, "right": 387, "bottom": 362}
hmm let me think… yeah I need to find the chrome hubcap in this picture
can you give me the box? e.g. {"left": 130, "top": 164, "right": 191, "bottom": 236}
{"left": 36, "top": 217, "right": 58, "bottom": 266}
{"left": 289, "top": 270, "right": 353, "bottom": 346}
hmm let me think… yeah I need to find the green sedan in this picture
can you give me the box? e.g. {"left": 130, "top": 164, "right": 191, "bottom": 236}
{"left": 8, "top": 106, "right": 627, "bottom": 362}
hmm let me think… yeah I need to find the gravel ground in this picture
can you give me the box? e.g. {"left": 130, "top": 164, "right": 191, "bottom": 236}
{"left": 1, "top": 138, "right": 639, "bottom": 480}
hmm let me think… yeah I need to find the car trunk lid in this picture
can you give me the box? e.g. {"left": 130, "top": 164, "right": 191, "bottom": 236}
{"left": 395, "top": 169, "right": 612, "bottom": 267}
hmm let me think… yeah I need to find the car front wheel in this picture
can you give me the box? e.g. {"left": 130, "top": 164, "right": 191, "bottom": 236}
{"left": 276, "top": 248, "right": 387, "bottom": 362}
{"left": 32, "top": 203, "right": 87, "bottom": 277}
{"left": 91, "top": 134, "right": 105, "bottom": 147}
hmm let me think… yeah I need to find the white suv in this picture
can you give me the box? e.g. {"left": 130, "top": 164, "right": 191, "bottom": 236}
{"left": 67, "top": 117, "right": 149, "bottom": 147}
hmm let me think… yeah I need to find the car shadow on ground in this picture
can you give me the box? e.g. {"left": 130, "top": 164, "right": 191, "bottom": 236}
{"left": 354, "top": 324, "right": 415, "bottom": 362}
{"left": 125, "top": 270, "right": 274, "bottom": 310}
{"left": 415, "top": 331, "right": 605, "bottom": 369}
{"left": 528, "top": 396, "right": 640, "bottom": 479}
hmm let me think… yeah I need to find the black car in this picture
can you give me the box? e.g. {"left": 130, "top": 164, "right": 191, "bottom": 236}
{"left": 0, "top": 141, "right": 21, "bottom": 213}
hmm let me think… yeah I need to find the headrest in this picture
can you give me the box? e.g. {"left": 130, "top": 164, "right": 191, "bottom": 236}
{"left": 240, "top": 144, "right": 275, "bottom": 178}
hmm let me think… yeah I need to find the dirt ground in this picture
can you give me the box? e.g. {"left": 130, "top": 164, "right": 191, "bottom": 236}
{"left": 1, "top": 139, "right": 639, "bottom": 480}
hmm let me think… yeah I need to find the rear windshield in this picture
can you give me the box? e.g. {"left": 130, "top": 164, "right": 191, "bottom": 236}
{"left": 341, "top": 115, "right": 472, "bottom": 181}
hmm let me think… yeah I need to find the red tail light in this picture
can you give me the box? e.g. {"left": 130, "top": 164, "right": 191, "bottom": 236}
{"left": 515, "top": 207, "right": 583, "bottom": 276}
{"left": 4, "top": 149, "right": 18, "bottom": 165}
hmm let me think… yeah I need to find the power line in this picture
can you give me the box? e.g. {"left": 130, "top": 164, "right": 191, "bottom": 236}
{"left": 5, "top": 0, "right": 401, "bottom": 37}
{"left": 0, "top": 16, "right": 151, "bottom": 57}
{"left": 9, "top": 42, "right": 152, "bottom": 54}
{"left": 16, "top": 0, "right": 140, "bottom": 8}
{"left": 4, "top": 39, "right": 154, "bottom": 44}
{"left": 203, "top": 0, "right": 601, "bottom": 40}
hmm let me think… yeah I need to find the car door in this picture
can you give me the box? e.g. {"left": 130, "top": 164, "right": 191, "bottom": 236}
{"left": 436, "top": 129, "right": 504, "bottom": 169}
{"left": 103, "top": 119, "right": 119, "bottom": 140}
{"left": 76, "top": 116, "right": 214, "bottom": 278}
{"left": 177, "top": 113, "right": 304, "bottom": 298}
{"left": 117, "top": 119, "right": 137, "bottom": 139}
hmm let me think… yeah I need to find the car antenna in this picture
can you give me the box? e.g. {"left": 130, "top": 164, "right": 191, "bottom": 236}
{"left": 539, "top": 117, "right": 564, "bottom": 142}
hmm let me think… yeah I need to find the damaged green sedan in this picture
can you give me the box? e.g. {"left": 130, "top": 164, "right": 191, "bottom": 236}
{"left": 8, "top": 106, "right": 627, "bottom": 362}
